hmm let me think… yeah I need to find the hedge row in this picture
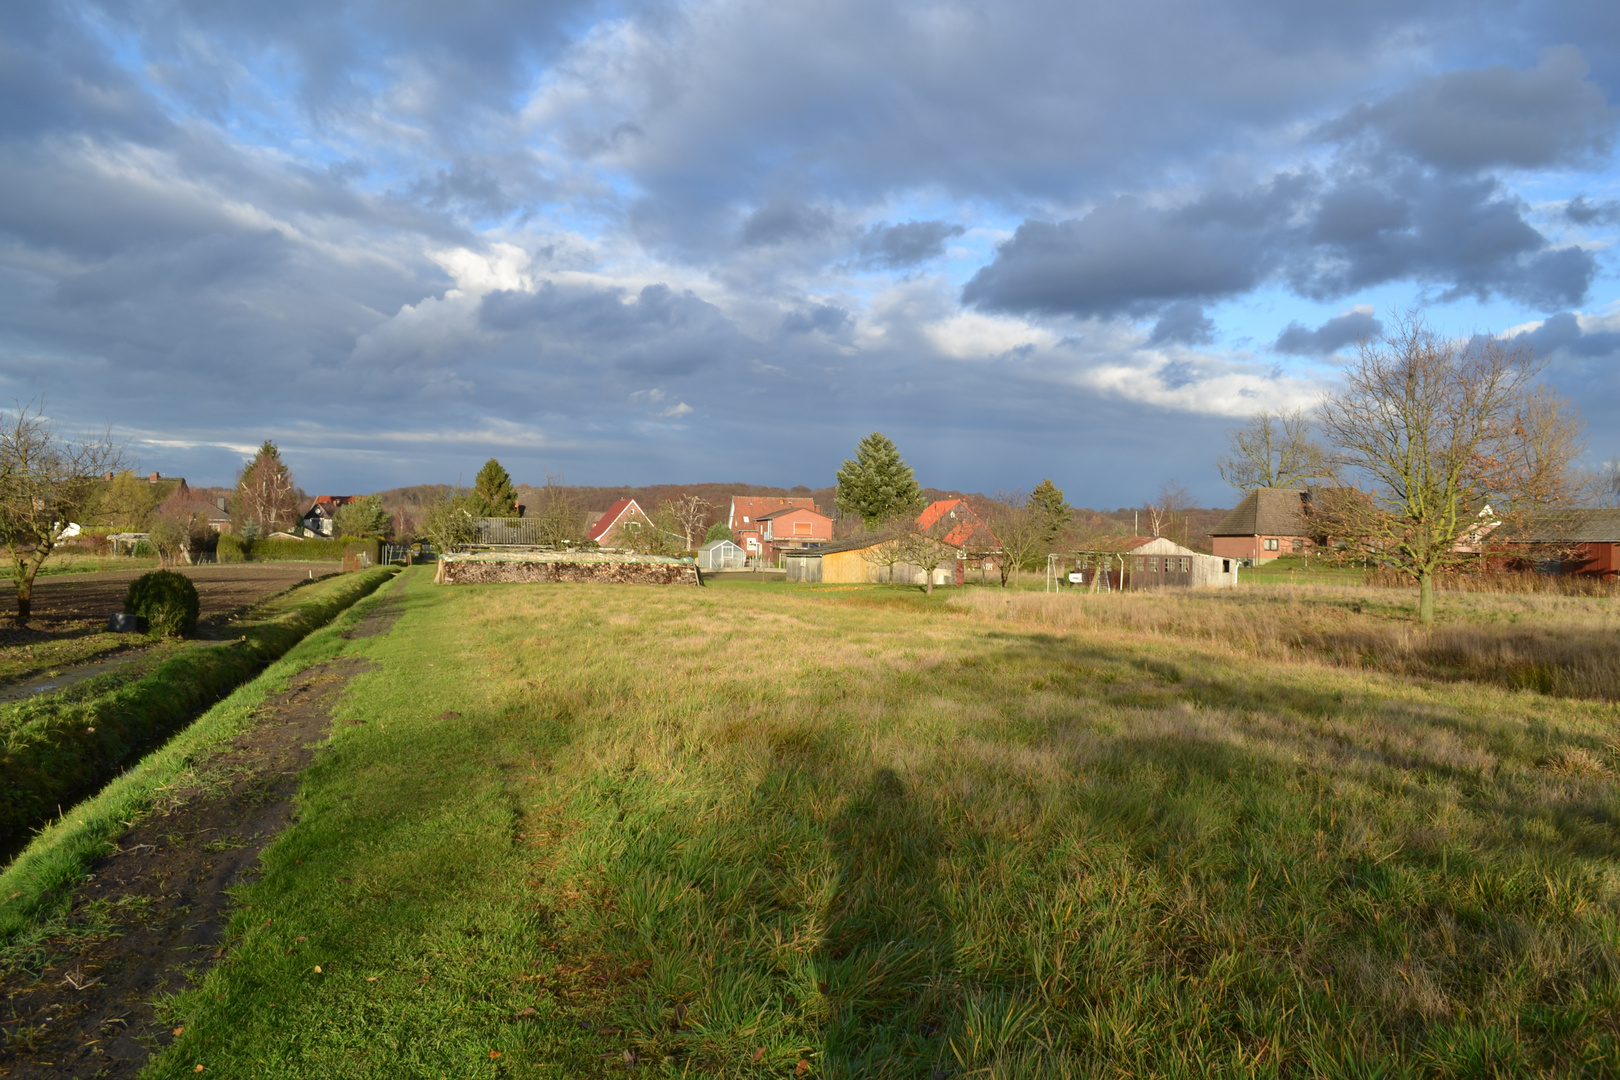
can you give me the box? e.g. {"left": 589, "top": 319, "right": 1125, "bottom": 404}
{"left": 0, "top": 567, "right": 396, "bottom": 860}
{"left": 217, "top": 535, "right": 381, "bottom": 563}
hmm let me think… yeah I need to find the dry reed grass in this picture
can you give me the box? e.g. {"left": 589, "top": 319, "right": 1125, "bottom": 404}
{"left": 956, "top": 583, "right": 1620, "bottom": 700}
{"left": 1365, "top": 567, "right": 1620, "bottom": 597}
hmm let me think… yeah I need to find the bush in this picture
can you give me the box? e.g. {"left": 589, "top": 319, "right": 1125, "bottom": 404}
{"left": 217, "top": 532, "right": 246, "bottom": 563}
{"left": 125, "top": 570, "right": 200, "bottom": 637}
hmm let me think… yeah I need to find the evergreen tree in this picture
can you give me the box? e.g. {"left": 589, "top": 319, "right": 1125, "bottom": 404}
{"left": 472, "top": 458, "right": 518, "bottom": 517}
{"left": 1028, "top": 479, "right": 1073, "bottom": 545}
{"left": 835, "top": 432, "right": 923, "bottom": 528}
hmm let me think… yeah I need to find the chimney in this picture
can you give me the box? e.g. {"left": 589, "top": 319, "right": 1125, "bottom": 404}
{"left": 149, "top": 472, "right": 160, "bottom": 482}
{"left": 104, "top": 471, "right": 113, "bottom": 481}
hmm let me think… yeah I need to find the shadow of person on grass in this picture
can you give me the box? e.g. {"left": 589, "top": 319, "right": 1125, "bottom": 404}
{"left": 814, "top": 766, "right": 956, "bottom": 1079}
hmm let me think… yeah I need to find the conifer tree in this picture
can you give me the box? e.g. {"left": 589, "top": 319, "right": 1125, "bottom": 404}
{"left": 835, "top": 432, "right": 923, "bottom": 528}
{"left": 1028, "top": 479, "right": 1073, "bottom": 545}
{"left": 473, "top": 458, "right": 518, "bottom": 517}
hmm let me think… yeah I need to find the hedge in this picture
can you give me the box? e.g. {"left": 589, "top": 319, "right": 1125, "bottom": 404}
{"left": 0, "top": 567, "right": 397, "bottom": 861}
{"left": 218, "top": 535, "right": 380, "bottom": 563}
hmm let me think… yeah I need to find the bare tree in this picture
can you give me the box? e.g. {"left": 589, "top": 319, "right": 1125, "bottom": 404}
{"left": 532, "top": 471, "right": 585, "bottom": 548}
{"left": 896, "top": 512, "right": 960, "bottom": 595}
{"left": 1145, "top": 479, "right": 1195, "bottom": 546}
{"left": 1314, "top": 312, "right": 1583, "bottom": 623}
{"left": 1217, "top": 408, "right": 1329, "bottom": 492}
{"left": 985, "top": 490, "right": 1045, "bottom": 587}
{"left": 0, "top": 401, "right": 124, "bottom": 622}
{"left": 661, "top": 494, "right": 713, "bottom": 550}
{"left": 857, "top": 523, "right": 910, "bottom": 583}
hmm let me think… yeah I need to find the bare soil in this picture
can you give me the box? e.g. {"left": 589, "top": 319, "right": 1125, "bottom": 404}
{"left": 0, "top": 654, "right": 372, "bottom": 1078}
{"left": 2, "top": 565, "right": 341, "bottom": 638}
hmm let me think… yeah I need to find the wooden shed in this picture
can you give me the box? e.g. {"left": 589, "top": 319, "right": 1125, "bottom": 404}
{"left": 782, "top": 537, "right": 956, "bottom": 586}
{"left": 1054, "top": 536, "right": 1239, "bottom": 591}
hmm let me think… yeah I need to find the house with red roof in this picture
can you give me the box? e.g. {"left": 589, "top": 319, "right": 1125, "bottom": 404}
{"left": 587, "top": 498, "right": 655, "bottom": 547}
{"left": 754, "top": 505, "right": 834, "bottom": 561}
{"left": 728, "top": 495, "right": 823, "bottom": 562}
{"left": 916, "top": 498, "right": 1003, "bottom": 584}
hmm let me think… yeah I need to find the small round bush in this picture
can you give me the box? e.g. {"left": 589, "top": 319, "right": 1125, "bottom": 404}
{"left": 125, "top": 570, "right": 200, "bottom": 637}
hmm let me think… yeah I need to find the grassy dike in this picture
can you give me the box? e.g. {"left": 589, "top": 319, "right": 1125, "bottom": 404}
{"left": 0, "top": 570, "right": 402, "bottom": 944}
{"left": 0, "top": 567, "right": 397, "bottom": 861}
{"left": 112, "top": 570, "right": 1620, "bottom": 1078}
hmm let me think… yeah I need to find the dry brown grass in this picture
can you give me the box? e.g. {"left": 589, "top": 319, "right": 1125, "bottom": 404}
{"left": 956, "top": 583, "right": 1620, "bottom": 700}
{"left": 1365, "top": 567, "right": 1620, "bottom": 596}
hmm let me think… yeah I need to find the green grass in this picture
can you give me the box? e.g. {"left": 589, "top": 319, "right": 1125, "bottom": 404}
{"left": 0, "top": 568, "right": 398, "bottom": 860}
{"left": 85, "top": 570, "right": 1620, "bottom": 1077}
{"left": 1235, "top": 554, "right": 1368, "bottom": 585}
{"left": 0, "top": 574, "right": 408, "bottom": 950}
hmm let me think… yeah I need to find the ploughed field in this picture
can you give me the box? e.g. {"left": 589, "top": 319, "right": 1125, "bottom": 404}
{"left": 3, "top": 564, "right": 338, "bottom": 636}
{"left": 16, "top": 570, "right": 1606, "bottom": 1078}
{"left": 0, "top": 564, "right": 341, "bottom": 689}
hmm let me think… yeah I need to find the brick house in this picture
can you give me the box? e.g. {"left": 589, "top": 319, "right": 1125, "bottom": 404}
{"left": 754, "top": 505, "right": 834, "bottom": 561}
{"left": 727, "top": 496, "right": 822, "bottom": 561}
{"left": 1210, "top": 488, "right": 1309, "bottom": 564}
{"left": 586, "top": 498, "right": 655, "bottom": 547}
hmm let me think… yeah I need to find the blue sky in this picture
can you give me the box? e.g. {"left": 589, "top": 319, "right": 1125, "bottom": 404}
{"left": 2, "top": 0, "right": 1618, "bottom": 507}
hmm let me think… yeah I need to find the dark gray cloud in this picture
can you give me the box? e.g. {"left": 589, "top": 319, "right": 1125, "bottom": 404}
{"left": 964, "top": 161, "right": 1599, "bottom": 320}
{"left": 740, "top": 203, "right": 836, "bottom": 247}
{"left": 1324, "top": 47, "right": 1616, "bottom": 172}
{"left": 1148, "top": 302, "right": 1215, "bottom": 346}
{"left": 859, "top": 221, "right": 965, "bottom": 269}
{"left": 780, "top": 304, "right": 851, "bottom": 335}
{"left": 1514, "top": 312, "right": 1620, "bottom": 361}
{"left": 1567, "top": 196, "right": 1620, "bottom": 224}
{"left": 1274, "top": 310, "right": 1383, "bottom": 355}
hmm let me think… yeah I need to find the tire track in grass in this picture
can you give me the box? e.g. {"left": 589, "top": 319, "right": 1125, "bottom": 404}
{"left": 0, "top": 659, "right": 371, "bottom": 1078}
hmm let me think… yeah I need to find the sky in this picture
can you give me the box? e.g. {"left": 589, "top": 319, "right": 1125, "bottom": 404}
{"left": 2, "top": 0, "right": 1618, "bottom": 507}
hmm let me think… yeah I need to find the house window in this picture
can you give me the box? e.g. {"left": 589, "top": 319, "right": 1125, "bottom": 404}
{"left": 1180, "top": 558, "right": 1190, "bottom": 572}
{"left": 1148, "top": 557, "right": 1159, "bottom": 572}
{"left": 1134, "top": 557, "right": 1145, "bottom": 571}
{"left": 1264, "top": 538, "right": 1279, "bottom": 551}
{"left": 794, "top": 521, "right": 812, "bottom": 536}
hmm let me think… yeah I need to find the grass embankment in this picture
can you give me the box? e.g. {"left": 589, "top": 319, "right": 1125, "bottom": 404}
{"left": 0, "top": 574, "right": 404, "bottom": 948}
{"left": 101, "top": 571, "right": 1620, "bottom": 1077}
{"left": 960, "top": 585, "right": 1620, "bottom": 702}
{"left": 0, "top": 568, "right": 397, "bottom": 861}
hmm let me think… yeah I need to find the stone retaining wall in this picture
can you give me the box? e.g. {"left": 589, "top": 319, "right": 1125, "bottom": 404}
{"left": 437, "top": 559, "right": 700, "bottom": 586}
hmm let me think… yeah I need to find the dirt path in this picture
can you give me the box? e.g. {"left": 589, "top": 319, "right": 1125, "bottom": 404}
{"left": 0, "top": 657, "right": 370, "bottom": 1078}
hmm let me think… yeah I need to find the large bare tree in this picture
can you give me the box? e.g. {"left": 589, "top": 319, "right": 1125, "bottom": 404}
{"left": 0, "top": 402, "right": 124, "bottom": 622}
{"left": 661, "top": 494, "right": 714, "bottom": 550}
{"left": 1217, "top": 408, "right": 1330, "bottom": 492}
{"left": 1314, "top": 313, "right": 1583, "bottom": 623}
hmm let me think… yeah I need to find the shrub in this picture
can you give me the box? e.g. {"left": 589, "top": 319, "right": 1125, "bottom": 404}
{"left": 217, "top": 532, "right": 246, "bottom": 563}
{"left": 125, "top": 570, "right": 200, "bottom": 637}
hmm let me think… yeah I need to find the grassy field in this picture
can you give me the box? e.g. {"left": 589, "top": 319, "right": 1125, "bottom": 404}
{"left": 53, "top": 568, "right": 1606, "bottom": 1078}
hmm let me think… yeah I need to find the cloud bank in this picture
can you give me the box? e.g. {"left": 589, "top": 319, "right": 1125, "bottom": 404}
{"left": 0, "top": 0, "right": 1617, "bottom": 503}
